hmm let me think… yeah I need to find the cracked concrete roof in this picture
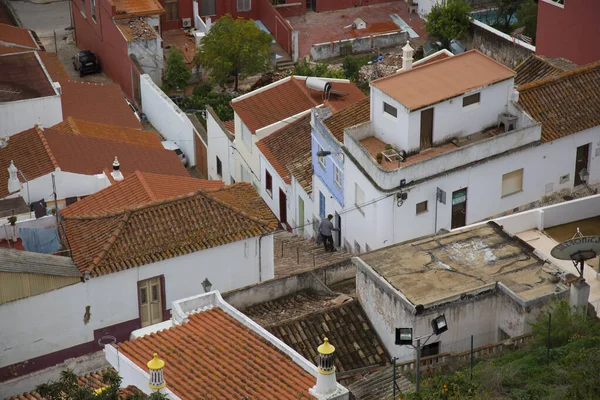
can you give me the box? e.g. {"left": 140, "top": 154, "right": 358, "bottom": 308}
{"left": 357, "top": 222, "right": 562, "bottom": 307}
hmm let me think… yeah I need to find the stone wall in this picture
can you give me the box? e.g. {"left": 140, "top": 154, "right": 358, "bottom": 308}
{"left": 465, "top": 20, "right": 534, "bottom": 68}
{"left": 311, "top": 31, "right": 408, "bottom": 61}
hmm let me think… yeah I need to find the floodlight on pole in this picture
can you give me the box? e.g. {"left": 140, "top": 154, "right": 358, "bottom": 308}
{"left": 201, "top": 278, "right": 212, "bottom": 293}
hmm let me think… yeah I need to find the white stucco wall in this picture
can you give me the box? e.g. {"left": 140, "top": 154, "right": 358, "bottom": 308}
{"left": 0, "top": 235, "right": 273, "bottom": 369}
{"left": 140, "top": 74, "right": 196, "bottom": 166}
{"left": 291, "top": 176, "right": 315, "bottom": 239}
{"left": 259, "top": 154, "right": 287, "bottom": 224}
{"left": 207, "top": 111, "right": 235, "bottom": 183}
{"left": 128, "top": 37, "right": 163, "bottom": 86}
{"left": 17, "top": 170, "right": 111, "bottom": 205}
{"left": 0, "top": 96, "right": 62, "bottom": 138}
{"left": 343, "top": 125, "right": 600, "bottom": 250}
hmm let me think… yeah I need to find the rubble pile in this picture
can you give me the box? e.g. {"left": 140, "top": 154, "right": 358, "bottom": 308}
{"left": 127, "top": 18, "right": 157, "bottom": 41}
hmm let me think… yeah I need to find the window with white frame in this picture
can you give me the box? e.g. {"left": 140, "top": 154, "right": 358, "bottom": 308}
{"left": 318, "top": 145, "right": 326, "bottom": 169}
{"left": 334, "top": 165, "right": 342, "bottom": 188}
{"left": 91, "top": 0, "right": 96, "bottom": 21}
{"left": 355, "top": 183, "right": 364, "bottom": 207}
{"left": 265, "top": 170, "right": 273, "bottom": 197}
{"left": 237, "top": 0, "right": 251, "bottom": 12}
{"left": 463, "top": 93, "right": 480, "bottom": 107}
{"left": 501, "top": 168, "right": 524, "bottom": 197}
{"left": 383, "top": 102, "right": 397, "bottom": 117}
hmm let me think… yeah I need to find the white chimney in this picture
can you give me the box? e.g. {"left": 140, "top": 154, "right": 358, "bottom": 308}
{"left": 7, "top": 160, "right": 21, "bottom": 194}
{"left": 309, "top": 338, "right": 339, "bottom": 398}
{"left": 402, "top": 41, "right": 414, "bottom": 71}
{"left": 111, "top": 157, "right": 124, "bottom": 182}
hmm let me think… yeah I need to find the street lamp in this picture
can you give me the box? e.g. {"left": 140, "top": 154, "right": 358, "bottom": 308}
{"left": 316, "top": 150, "right": 344, "bottom": 162}
{"left": 394, "top": 314, "right": 449, "bottom": 394}
{"left": 201, "top": 278, "right": 212, "bottom": 293}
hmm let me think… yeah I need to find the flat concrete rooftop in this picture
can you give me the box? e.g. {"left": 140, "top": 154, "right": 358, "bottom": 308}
{"left": 358, "top": 222, "right": 563, "bottom": 307}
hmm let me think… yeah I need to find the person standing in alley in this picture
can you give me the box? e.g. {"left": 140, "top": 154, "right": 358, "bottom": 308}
{"left": 319, "top": 214, "right": 339, "bottom": 252}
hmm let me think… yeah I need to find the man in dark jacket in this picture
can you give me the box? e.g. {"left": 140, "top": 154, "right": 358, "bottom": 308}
{"left": 318, "top": 214, "right": 339, "bottom": 252}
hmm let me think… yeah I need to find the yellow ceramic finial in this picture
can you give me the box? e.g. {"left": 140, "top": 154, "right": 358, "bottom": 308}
{"left": 147, "top": 352, "right": 165, "bottom": 370}
{"left": 317, "top": 337, "right": 335, "bottom": 355}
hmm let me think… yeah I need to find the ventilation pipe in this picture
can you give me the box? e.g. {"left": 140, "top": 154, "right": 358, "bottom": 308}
{"left": 402, "top": 41, "right": 414, "bottom": 71}
{"left": 111, "top": 157, "right": 124, "bottom": 182}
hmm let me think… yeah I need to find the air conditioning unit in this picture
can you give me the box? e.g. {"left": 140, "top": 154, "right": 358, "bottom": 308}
{"left": 182, "top": 18, "right": 192, "bottom": 28}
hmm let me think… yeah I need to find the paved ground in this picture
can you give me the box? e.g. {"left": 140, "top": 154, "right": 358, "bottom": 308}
{"left": 288, "top": 2, "right": 426, "bottom": 58}
{"left": 9, "top": 0, "right": 72, "bottom": 46}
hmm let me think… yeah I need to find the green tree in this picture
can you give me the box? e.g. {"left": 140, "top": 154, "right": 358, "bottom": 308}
{"left": 35, "top": 369, "right": 123, "bottom": 400}
{"left": 195, "top": 15, "right": 272, "bottom": 91}
{"left": 493, "top": 0, "right": 523, "bottom": 32}
{"left": 292, "top": 60, "right": 346, "bottom": 79}
{"left": 424, "top": 0, "right": 471, "bottom": 50}
{"left": 514, "top": 0, "right": 538, "bottom": 41}
{"left": 342, "top": 56, "right": 361, "bottom": 82}
{"left": 164, "top": 47, "right": 192, "bottom": 91}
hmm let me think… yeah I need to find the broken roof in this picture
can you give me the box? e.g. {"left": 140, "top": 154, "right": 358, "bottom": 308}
{"left": 242, "top": 291, "right": 389, "bottom": 381}
{"left": 51, "top": 117, "right": 163, "bottom": 148}
{"left": 110, "top": 0, "right": 164, "bottom": 18}
{"left": 59, "top": 81, "right": 142, "bottom": 129}
{"left": 515, "top": 54, "right": 577, "bottom": 86}
{"left": 0, "top": 197, "right": 30, "bottom": 218}
{"left": 0, "top": 52, "right": 56, "bottom": 102}
{"left": 63, "top": 183, "right": 278, "bottom": 276}
{"left": 518, "top": 61, "right": 600, "bottom": 142}
{"left": 371, "top": 50, "right": 515, "bottom": 111}
{"left": 62, "top": 170, "right": 224, "bottom": 217}
{"left": 231, "top": 76, "right": 365, "bottom": 134}
{"left": 356, "top": 223, "right": 563, "bottom": 307}
{"left": 0, "top": 22, "right": 38, "bottom": 50}
{"left": 256, "top": 114, "right": 312, "bottom": 192}
{"left": 115, "top": 17, "right": 159, "bottom": 41}
{"left": 323, "top": 96, "right": 370, "bottom": 142}
{"left": 117, "top": 307, "right": 316, "bottom": 399}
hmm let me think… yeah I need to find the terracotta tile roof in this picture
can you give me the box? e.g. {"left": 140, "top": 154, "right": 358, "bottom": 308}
{"left": 0, "top": 52, "right": 55, "bottom": 101}
{"left": 117, "top": 308, "right": 317, "bottom": 400}
{"left": 231, "top": 77, "right": 317, "bottom": 134}
{"left": 63, "top": 183, "right": 278, "bottom": 276}
{"left": 301, "top": 79, "right": 366, "bottom": 113}
{"left": 372, "top": 50, "right": 515, "bottom": 111}
{"left": 244, "top": 293, "right": 388, "bottom": 381}
{"left": 0, "top": 126, "right": 57, "bottom": 199}
{"left": 62, "top": 170, "right": 224, "bottom": 217}
{"left": 5, "top": 368, "right": 143, "bottom": 400}
{"left": 0, "top": 23, "right": 38, "bottom": 49}
{"left": 0, "top": 44, "right": 27, "bottom": 54}
{"left": 43, "top": 128, "right": 188, "bottom": 176}
{"left": 111, "top": 0, "right": 164, "bottom": 18}
{"left": 51, "top": 117, "right": 163, "bottom": 148}
{"left": 324, "top": 96, "right": 370, "bottom": 142}
{"left": 515, "top": 54, "right": 577, "bottom": 86}
{"left": 60, "top": 81, "right": 142, "bottom": 129}
{"left": 37, "top": 51, "right": 70, "bottom": 82}
{"left": 256, "top": 114, "right": 311, "bottom": 186}
{"left": 518, "top": 61, "right": 600, "bottom": 142}
{"left": 288, "top": 153, "right": 313, "bottom": 195}
{"left": 223, "top": 119, "right": 235, "bottom": 134}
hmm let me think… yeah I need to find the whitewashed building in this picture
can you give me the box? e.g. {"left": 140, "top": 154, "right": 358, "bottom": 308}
{"left": 206, "top": 105, "right": 236, "bottom": 184}
{"left": 341, "top": 48, "right": 599, "bottom": 253}
{"left": 0, "top": 177, "right": 278, "bottom": 385}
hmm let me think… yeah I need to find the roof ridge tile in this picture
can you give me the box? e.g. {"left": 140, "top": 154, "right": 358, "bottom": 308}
{"left": 87, "top": 212, "right": 131, "bottom": 274}
{"left": 135, "top": 170, "right": 157, "bottom": 201}
{"left": 518, "top": 60, "right": 600, "bottom": 91}
{"left": 36, "top": 126, "right": 60, "bottom": 169}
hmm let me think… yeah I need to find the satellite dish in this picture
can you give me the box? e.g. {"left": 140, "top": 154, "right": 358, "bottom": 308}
{"left": 550, "top": 235, "right": 600, "bottom": 278}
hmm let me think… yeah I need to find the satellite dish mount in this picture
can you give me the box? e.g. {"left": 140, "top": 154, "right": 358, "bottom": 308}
{"left": 550, "top": 228, "right": 600, "bottom": 280}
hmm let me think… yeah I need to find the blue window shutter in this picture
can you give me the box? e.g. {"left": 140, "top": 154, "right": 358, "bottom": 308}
{"left": 319, "top": 192, "right": 326, "bottom": 218}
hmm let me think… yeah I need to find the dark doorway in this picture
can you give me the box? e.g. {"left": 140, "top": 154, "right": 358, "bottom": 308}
{"left": 200, "top": 0, "right": 216, "bottom": 16}
{"left": 279, "top": 189, "right": 289, "bottom": 230}
{"left": 574, "top": 143, "right": 590, "bottom": 186}
{"left": 335, "top": 212, "right": 341, "bottom": 246}
{"left": 307, "top": 0, "right": 316, "bottom": 12}
{"left": 451, "top": 188, "right": 467, "bottom": 229}
{"left": 420, "top": 107, "right": 434, "bottom": 150}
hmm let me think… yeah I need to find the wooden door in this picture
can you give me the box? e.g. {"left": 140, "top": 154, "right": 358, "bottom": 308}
{"left": 451, "top": 188, "right": 467, "bottom": 229}
{"left": 574, "top": 143, "right": 590, "bottom": 186}
{"left": 138, "top": 277, "right": 163, "bottom": 328}
{"left": 279, "top": 189, "right": 288, "bottom": 229}
{"left": 420, "top": 108, "right": 434, "bottom": 150}
{"left": 335, "top": 212, "right": 341, "bottom": 246}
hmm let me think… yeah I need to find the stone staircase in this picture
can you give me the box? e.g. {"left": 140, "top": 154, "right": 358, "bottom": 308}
{"left": 276, "top": 58, "right": 295, "bottom": 71}
{"left": 348, "top": 364, "right": 415, "bottom": 400}
{"left": 274, "top": 231, "right": 352, "bottom": 278}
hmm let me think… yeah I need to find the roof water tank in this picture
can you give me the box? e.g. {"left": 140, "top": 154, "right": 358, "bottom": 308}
{"left": 305, "top": 77, "right": 331, "bottom": 93}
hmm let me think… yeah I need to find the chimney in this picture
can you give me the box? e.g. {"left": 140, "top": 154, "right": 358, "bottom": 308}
{"left": 7, "top": 160, "right": 21, "bottom": 194}
{"left": 147, "top": 353, "right": 166, "bottom": 391}
{"left": 111, "top": 157, "right": 124, "bottom": 181}
{"left": 402, "top": 41, "right": 414, "bottom": 71}
{"left": 309, "top": 338, "right": 338, "bottom": 398}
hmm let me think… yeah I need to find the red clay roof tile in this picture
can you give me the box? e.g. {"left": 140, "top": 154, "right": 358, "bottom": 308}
{"left": 62, "top": 171, "right": 224, "bottom": 217}
{"left": 518, "top": 61, "right": 600, "bottom": 142}
{"left": 111, "top": 0, "right": 165, "bottom": 18}
{"left": 0, "top": 52, "right": 55, "bottom": 101}
{"left": 63, "top": 183, "right": 278, "bottom": 276}
{"left": 60, "top": 81, "right": 142, "bottom": 129}
{"left": 37, "top": 51, "right": 70, "bottom": 82}
{"left": 117, "top": 308, "right": 317, "bottom": 400}
{"left": 515, "top": 54, "right": 577, "bottom": 86}
{"left": 323, "top": 96, "right": 370, "bottom": 142}
{"left": 0, "top": 23, "right": 38, "bottom": 49}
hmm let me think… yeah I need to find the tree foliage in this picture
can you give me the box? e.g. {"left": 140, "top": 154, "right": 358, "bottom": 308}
{"left": 292, "top": 60, "right": 346, "bottom": 79}
{"left": 181, "top": 83, "right": 235, "bottom": 122}
{"left": 493, "top": 0, "right": 523, "bottom": 32}
{"left": 514, "top": 0, "right": 538, "bottom": 41}
{"left": 164, "top": 47, "right": 192, "bottom": 91}
{"left": 424, "top": 0, "right": 471, "bottom": 50}
{"left": 196, "top": 15, "right": 272, "bottom": 91}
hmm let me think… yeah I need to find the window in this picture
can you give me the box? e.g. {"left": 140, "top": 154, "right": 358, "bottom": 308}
{"left": 265, "top": 170, "right": 273, "bottom": 197}
{"left": 65, "top": 196, "right": 78, "bottom": 206}
{"left": 501, "top": 168, "right": 524, "bottom": 197}
{"left": 216, "top": 156, "right": 222, "bottom": 177}
{"left": 354, "top": 240, "right": 361, "bottom": 254}
{"left": 81, "top": 0, "right": 86, "bottom": 17}
{"left": 237, "top": 0, "right": 251, "bottom": 12}
{"left": 242, "top": 124, "right": 252, "bottom": 152}
{"left": 462, "top": 93, "right": 480, "bottom": 107}
{"left": 319, "top": 192, "right": 326, "bottom": 219}
{"left": 542, "top": 0, "right": 564, "bottom": 7}
{"left": 383, "top": 102, "right": 397, "bottom": 117}
{"left": 334, "top": 165, "right": 342, "bottom": 188}
{"left": 165, "top": 0, "right": 179, "bottom": 22}
{"left": 91, "top": 0, "right": 96, "bottom": 21}
{"left": 416, "top": 201, "right": 428, "bottom": 214}
{"left": 421, "top": 342, "right": 440, "bottom": 357}
{"left": 318, "top": 145, "right": 326, "bottom": 169}
{"left": 355, "top": 183, "right": 364, "bottom": 207}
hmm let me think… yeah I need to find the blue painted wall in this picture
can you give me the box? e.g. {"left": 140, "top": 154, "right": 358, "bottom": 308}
{"left": 311, "top": 119, "right": 344, "bottom": 208}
